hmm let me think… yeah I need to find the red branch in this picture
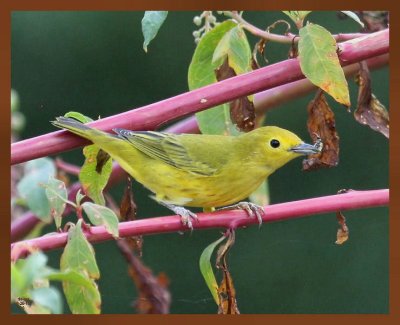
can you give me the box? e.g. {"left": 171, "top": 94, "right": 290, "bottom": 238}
{"left": 11, "top": 189, "right": 389, "bottom": 261}
{"left": 11, "top": 29, "right": 389, "bottom": 165}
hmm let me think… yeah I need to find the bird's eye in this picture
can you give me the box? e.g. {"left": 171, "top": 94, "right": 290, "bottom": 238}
{"left": 270, "top": 139, "right": 280, "bottom": 148}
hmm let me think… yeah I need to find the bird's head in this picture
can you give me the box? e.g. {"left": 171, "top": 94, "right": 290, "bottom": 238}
{"left": 243, "top": 126, "right": 321, "bottom": 172}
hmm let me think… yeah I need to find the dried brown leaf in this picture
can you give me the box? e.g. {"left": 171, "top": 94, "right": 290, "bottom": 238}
{"left": 252, "top": 38, "right": 267, "bottom": 68}
{"left": 336, "top": 211, "right": 349, "bottom": 245}
{"left": 215, "top": 57, "right": 255, "bottom": 132}
{"left": 216, "top": 230, "right": 240, "bottom": 314}
{"left": 303, "top": 90, "right": 340, "bottom": 171}
{"left": 335, "top": 189, "right": 350, "bottom": 245}
{"left": 120, "top": 176, "right": 137, "bottom": 221}
{"left": 117, "top": 239, "right": 171, "bottom": 314}
{"left": 354, "top": 61, "right": 389, "bottom": 138}
{"left": 119, "top": 176, "right": 142, "bottom": 255}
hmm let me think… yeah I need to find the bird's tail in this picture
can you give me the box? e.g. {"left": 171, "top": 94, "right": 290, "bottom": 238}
{"left": 51, "top": 116, "right": 108, "bottom": 142}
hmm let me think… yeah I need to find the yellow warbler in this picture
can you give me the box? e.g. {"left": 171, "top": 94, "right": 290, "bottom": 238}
{"left": 52, "top": 117, "right": 320, "bottom": 228}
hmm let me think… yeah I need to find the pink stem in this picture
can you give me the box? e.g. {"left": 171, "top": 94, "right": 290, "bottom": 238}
{"left": 55, "top": 158, "right": 81, "bottom": 176}
{"left": 11, "top": 189, "right": 389, "bottom": 261}
{"left": 11, "top": 29, "right": 389, "bottom": 166}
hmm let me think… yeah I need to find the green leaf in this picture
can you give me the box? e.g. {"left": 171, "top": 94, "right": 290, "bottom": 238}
{"left": 282, "top": 11, "right": 312, "bottom": 28}
{"left": 11, "top": 89, "right": 20, "bottom": 112}
{"left": 82, "top": 202, "right": 119, "bottom": 238}
{"left": 11, "top": 263, "right": 25, "bottom": 301}
{"left": 17, "top": 158, "right": 56, "bottom": 222}
{"left": 249, "top": 180, "right": 270, "bottom": 206}
{"left": 64, "top": 111, "right": 93, "bottom": 123}
{"left": 79, "top": 145, "right": 112, "bottom": 206}
{"left": 298, "top": 23, "right": 350, "bottom": 106}
{"left": 49, "top": 269, "right": 101, "bottom": 315}
{"left": 60, "top": 220, "right": 101, "bottom": 314}
{"left": 11, "top": 251, "right": 51, "bottom": 300}
{"left": 47, "top": 268, "right": 99, "bottom": 289}
{"left": 341, "top": 11, "right": 365, "bottom": 28}
{"left": 75, "top": 189, "right": 85, "bottom": 206}
{"left": 199, "top": 235, "right": 226, "bottom": 305}
{"left": 60, "top": 220, "right": 100, "bottom": 279}
{"left": 45, "top": 176, "right": 68, "bottom": 229}
{"left": 188, "top": 20, "right": 239, "bottom": 135}
{"left": 31, "top": 287, "right": 62, "bottom": 314}
{"left": 142, "top": 11, "right": 168, "bottom": 52}
{"left": 62, "top": 273, "right": 101, "bottom": 314}
{"left": 212, "top": 26, "right": 253, "bottom": 74}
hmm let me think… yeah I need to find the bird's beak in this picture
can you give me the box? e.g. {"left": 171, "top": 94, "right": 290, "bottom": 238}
{"left": 289, "top": 142, "right": 321, "bottom": 155}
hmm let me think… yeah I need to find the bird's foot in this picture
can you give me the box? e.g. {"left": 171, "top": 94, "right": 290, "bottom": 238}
{"left": 218, "top": 201, "right": 265, "bottom": 226}
{"left": 158, "top": 201, "right": 198, "bottom": 230}
{"left": 173, "top": 206, "right": 198, "bottom": 230}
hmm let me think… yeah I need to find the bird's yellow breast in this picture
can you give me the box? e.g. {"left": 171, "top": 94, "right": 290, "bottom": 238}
{"left": 120, "top": 154, "right": 271, "bottom": 208}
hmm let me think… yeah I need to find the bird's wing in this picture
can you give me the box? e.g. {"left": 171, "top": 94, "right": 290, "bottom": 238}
{"left": 113, "top": 129, "right": 217, "bottom": 176}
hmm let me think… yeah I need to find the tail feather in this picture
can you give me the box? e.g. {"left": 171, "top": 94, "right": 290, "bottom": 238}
{"left": 51, "top": 116, "right": 104, "bottom": 141}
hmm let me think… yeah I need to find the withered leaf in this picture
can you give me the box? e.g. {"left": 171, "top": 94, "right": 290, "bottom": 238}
{"left": 120, "top": 176, "right": 137, "bottom": 221}
{"left": 354, "top": 61, "right": 389, "bottom": 138}
{"left": 215, "top": 57, "right": 255, "bottom": 132}
{"left": 252, "top": 38, "right": 266, "bottom": 68}
{"left": 95, "top": 149, "right": 111, "bottom": 174}
{"left": 117, "top": 239, "right": 170, "bottom": 314}
{"left": 303, "top": 90, "right": 340, "bottom": 171}
{"left": 335, "top": 189, "right": 351, "bottom": 245}
{"left": 216, "top": 230, "right": 240, "bottom": 314}
{"left": 119, "top": 176, "right": 142, "bottom": 256}
{"left": 336, "top": 211, "right": 349, "bottom": 245}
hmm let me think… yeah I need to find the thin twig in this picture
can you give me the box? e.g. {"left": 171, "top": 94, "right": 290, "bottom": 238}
{"left": 228, "top": 11, "right": 367, "bottom": 44}
{"left": 55, "top": 158, "right": 81, "bottom": 176}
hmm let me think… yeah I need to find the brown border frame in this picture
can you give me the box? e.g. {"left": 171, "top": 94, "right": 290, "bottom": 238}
{"left": 3, "top": 1, "right": 398, "bottom": 323}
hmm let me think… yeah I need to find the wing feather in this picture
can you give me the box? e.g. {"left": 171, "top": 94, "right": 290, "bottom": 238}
{"left": 113, "top": 129, "right": 217, "bottom": 176}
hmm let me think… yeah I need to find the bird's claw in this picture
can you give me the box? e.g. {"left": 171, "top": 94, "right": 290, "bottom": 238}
{"left": 174, "top": 206, "right": 198, "bottom": 230}
{"left": 237, "top": 202, "right": 265, "bottom": 226}
{"left": 218, "top": 201, "right": 265, "bottom": 226}
{"left": 156, "top": 200, "right": 198, "bottom": 231}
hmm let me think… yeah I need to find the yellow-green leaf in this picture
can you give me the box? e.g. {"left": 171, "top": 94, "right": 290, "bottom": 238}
{"left": 188, "top": 20, "right": 238, "bottom": 135}
{"left": 282, "top": 11, "right": 312, "bottom": 29}
{"left": 212, "top": 25, "right": 252, "bottom": 74}
{"left": 82, "top": 202, "right": 119, "bottom": 238}
{"left": 340, "top": 11, "right": 365, "bottom": 28}
{"left": 45, "top": 176, "right": 68, "bottom": 229}
{"left": 62, "top": 273, "right": 100, "bottom": 314}
{"left": 17, "top": 158, "right": 56, "bottom": 222}
{"left": 199, "top": 235, "right": 226, "bottom": 305}
{"left": 298, "top": 23, "right": 350, "bottom": 107}
{"left": 60, "top": 221, "right": 101, "bottom": 313}
{"left": 79, "top": 145, "right": 112, "bottom": 206}
{"left": 60, "top": 220, "right": 100, "bottom": 279}
{"left": 142, "top": 11, "right": 168, "bottom": 52}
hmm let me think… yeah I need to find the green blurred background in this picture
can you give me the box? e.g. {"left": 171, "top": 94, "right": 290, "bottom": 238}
{"left": 11, "top": 11, "right": 389, "bottom": 314}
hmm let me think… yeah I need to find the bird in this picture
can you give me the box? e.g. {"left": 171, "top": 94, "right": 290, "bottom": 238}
{"left": 52, "top": 116, "right": 320, "bottom": 229}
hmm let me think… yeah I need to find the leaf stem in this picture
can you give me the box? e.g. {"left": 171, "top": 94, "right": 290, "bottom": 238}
{"left": 11, "top": 189, "right": 389, "bottom": 261}
{"left": 228, "top": 11, "right": 367, "bottom": 44}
